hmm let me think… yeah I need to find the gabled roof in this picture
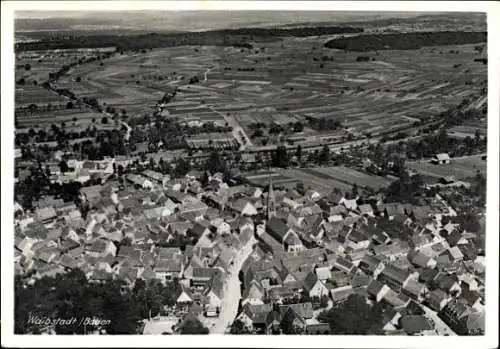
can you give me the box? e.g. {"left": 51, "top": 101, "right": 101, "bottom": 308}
{"left": 358, "top": 204, "right": 374, "bottom": 214}
{"left": 380, "top": 264, "right": 410, "bottom": 284}
{"left": 435, "top": 153, "right": 450, "bottom": 161}
{"left": 400, "top": 315, "right": 433, "bottom": 335}
{"left": 35, "top": 206, "right": 57, "bottom": 222}
{"left": 154, "top": 259, "right": 182, "bottom": 272}
{"left": 302, "top": 271, "right": 320, "bottom": 292}
{"left": 285, "top": 302, "right": 313, "bottom": 319}
{"left": 243, "top": 303, "right": 272, "bottom": 325}
{"left": 267, "top": 217, "right": 291, "bottom": 243}
{"left": 359, "top": 254, "right": 383, "bottom": 273}
{"left": 205, "top": 273, "right": 225, "bottom": 299}
{"left": 366, "top": 279, "right": 385, "bottom": 297}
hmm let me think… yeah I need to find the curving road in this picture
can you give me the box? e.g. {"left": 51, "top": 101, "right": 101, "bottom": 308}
{"left": 207, "top": 237, "right": 256, "bottom": 334}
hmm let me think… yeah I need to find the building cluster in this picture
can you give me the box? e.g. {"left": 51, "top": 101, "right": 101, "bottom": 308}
{"left": 14, "top": 162, "right": 485, "bottom": 335}
{"left": 234, "top": 183, "right": 485, "bottom": 335}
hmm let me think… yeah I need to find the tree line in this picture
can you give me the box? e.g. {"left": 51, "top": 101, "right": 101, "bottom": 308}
{"left": 324, "top": 31, "right": 487, "bottom": 51}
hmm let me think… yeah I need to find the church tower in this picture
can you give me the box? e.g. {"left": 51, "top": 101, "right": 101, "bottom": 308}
{"left": 266, "top": 174, "right": 276, "bottom": 220}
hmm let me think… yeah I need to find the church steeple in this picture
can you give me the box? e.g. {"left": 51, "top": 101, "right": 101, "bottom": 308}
{"left": 267, "top": 174, "right": 276, "bottom": 220}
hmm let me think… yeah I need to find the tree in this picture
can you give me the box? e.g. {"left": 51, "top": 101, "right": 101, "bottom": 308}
{"left": 317, "top": 294, "right": 385, "bottom": 334}
{"left": 174, "top": 157, "right": 190, "bottom": 177}
{"left": 179, "top": 316, "right": 209, "bottom": 334}
{"left": 272, "top": 145, "right": 289, "bottom": 168}
{"left": 352, "top": 183, "right": 359, "bottom": 197}
{"left": 295, "top": 182, "right": 305, "bottom": 195}
{"left": 102, "top": 117, "right": 108, "bottom": 124}
{"left": 295, "top": 145, "right": 303, "bottom": 162}
{"left": 319, "top": 145, "right": 330, "bottom": 165}
{"left": 59, "top": 159, "right": 69, "bottom": 173}
{"left": 66, "top": 101, "right": 74, "bottom": 109}
{"left": 230, "top": 319, "right": 252, "bottom": 334}
{"left": 293, "top": 121, "right": 304, "bottom": 133}
{"left": 25, "top": 63, "right": 31, "bottom": 71}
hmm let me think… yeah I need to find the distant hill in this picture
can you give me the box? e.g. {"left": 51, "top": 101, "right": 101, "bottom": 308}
{"left": 15, "top": 25, "right": 364, "bottom": 52}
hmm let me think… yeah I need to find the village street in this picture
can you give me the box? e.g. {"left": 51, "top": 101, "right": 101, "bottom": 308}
{"left": 204, "top": 237, "right": 257, "bottom": 334}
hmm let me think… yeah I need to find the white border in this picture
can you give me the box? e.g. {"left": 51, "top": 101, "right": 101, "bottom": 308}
{"left": 2, "top": 2, "right": 499, "bottom": 348}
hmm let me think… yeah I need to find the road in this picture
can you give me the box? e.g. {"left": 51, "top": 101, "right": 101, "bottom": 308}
{"left": 208, "top": 106, "right": 254, "bottom": 150}
{"left": 207, "top": 237, "right": 256, "bottom": 334}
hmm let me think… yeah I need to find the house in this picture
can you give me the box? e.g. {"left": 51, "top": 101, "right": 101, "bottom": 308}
{"left": 358, "top": 204, "right": 374, "bottom": 217}
{"left": 279, "top": 307, "right": 307, "bottom": 334}
{"left": 315, "top": 266, "right": 331, "bottom": 281}
{"left": 377, "top": 264, "right": 411, "bottom": 292}
{"left": 154, "top": 259, "right": 182, "bottom": 281}
{"left": 302, "top": 271, "right": 329, "bottom": 298}
{"left": 35, "top": 206, "right": 57, "bottom": 224}
{"left": 346, "top": 229, "right": 371, "bottom": 250}
{"left": 366, "top": 279, "right": 391, "bottom": 302}
{"left": 328, "top": 205, "right": 347, "bottom": 222}
{"left": 190, "top": 267, "right": 220, "bottom": 286}
{"left": 433, "top": 153, "right": 451, "bottom": 165}
{"left": 330, "top": 285, "right": 354, "bottom": 305}
{"left": 383, "top": 203, "right": 406, "bottom": 220}
{"left": 242, "top": 279, "right": 266, "bottom": 306}
{"left": 408, "top": 250, "right": 437, "bottom": 269}
{"left": 176, "top": 284, "right": 195, "bottom": 306}
{"left": 230, "top": 198, "right": 258, "bottom": 216}
{"left": 304, "top": 189, "right": 322, "bottom": 202}
{"left": 446, "top": 246, "right": 464, "bottom": 262}
{"left": 439, "top": 300, "right": 475, "bottom": 334}
{"left": 460, "top": 286, "right": 484, "bottom": 312}
{"left": 142, "top": 169, "right": 168, "bottom": 186}
{"left": 86, "top": 239, "right": 117, "bottom": 258}
{"left": 237, "top": 303, "right": 272, "bottom": 332}
{"left": 382, "top": 288, "right": 410, "bottom": 310}
{"left": 266, "top": 217, "right": 304, "bottom": 253}
{"left": 399, "top": 315, "right": 435, "bottom": 335}
{"left": 126, "top": 174, "right": 153, "bottom": 189}
{"left": 332, "top": 256, "right": 355, "bottom": 275}
{"left": 359, "top": 254, "right": 385, "bottom": 277}
{"left": 203, "top": 274, "right": 225, "bottom": 316}
{"left": 427, "top": 289, "right": 451, "bottom": 311}
{"left": 434, "top": 273, "right": 461, "bottom": 295}
{"left": 402, "top": 280, "right": 427, "bottom": 302}
{"left": 340, "top": 197, "right": 358, "bottom": 211}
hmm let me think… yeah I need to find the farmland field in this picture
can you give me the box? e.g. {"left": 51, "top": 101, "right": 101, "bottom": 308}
{"left": 301, "top": 166, "right": 394, "bottom": 190}
{"left": 407, "top": 154, "right": 487, "bottom": 181}
{"left": 15, "top": 35, "right": 485, "bottom": 147}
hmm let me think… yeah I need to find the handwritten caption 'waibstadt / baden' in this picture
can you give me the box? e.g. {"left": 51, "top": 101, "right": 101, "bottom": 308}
{"left": 27, "top": 313, "right": 111, "bottom": 327}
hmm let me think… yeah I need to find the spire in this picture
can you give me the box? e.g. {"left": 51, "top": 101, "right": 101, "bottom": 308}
{"left": 267, "top": 174, "right": 276, "bottom": 220}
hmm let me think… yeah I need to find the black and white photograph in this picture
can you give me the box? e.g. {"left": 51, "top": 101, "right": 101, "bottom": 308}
{"left": 1, "top": 1, "right": 498, "bottom": 348}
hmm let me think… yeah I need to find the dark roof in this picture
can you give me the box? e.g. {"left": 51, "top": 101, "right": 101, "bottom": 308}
{"left": 460, "top": 286, "right": 481, "bottom": 307}
{"left": 192, "top": 267, "right": 219, "bottom": 279}
{"left": 244, "top": 303, "right": 272, "bottom": 325}
{"left": 266, "top": 216, "right": 290, "bottom": 243}
{"left": 302, "top": 271, "right": 320, "bottom": 292}
{"left": 282, "top": 302, "right": 313, "bottom": 319}
{"left": 380, "top": 264, "right": 410, "bottom": 284}
{"left": 435, "top": 273, "right": 459, "bottom": 292}
{"left": 359, "top": 254, "right": 382, "bottom": 274}
{"left": 400, "top": 315, "right": 433, "bottom": 334}
{"left": 419, "top": 268, "right": 439, "bottom": 283}
{"left": 366, "top": 279, "right": 384, "bottom": 297}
